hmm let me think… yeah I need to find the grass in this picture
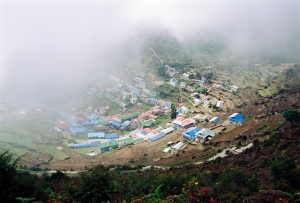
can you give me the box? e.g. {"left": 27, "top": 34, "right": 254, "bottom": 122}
{"left": 213, "top": 133, "right": 220, "bottom": 139}
{"left": 257, "top": 124, "right": 270, "bottom": 132}
{"left": 39, "top": 146, "right": 69, "bottom": 160}
{"left": 244, "top": 117, "right": 251, "bottom": 121}
{"left": 258, "top": 90, "right": 266, "bottom": 97}
{"left": 156, "top": 114, "right": 169, "bottom": 124}
{"left": 140, "top": 103, "right": 155, "bottom": 110}
{"left": 0, "top": 118, "right": 68, "bottom": 161}
{"left": 72, "top": 147, "right": 99, "bottom": 154}
{"left": 111, "top": 103, "right": 119, "bottom": 110}
{"left": 270, "top": 122, "right": 285, "bottom": 131}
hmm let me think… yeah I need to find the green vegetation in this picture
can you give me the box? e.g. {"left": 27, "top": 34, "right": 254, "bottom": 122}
{"left": 72, "top": 147, "right": 99, "bottom": 154}
{"left": 2, "top": 129, "right": 300, "bottom": 202}
{"left": 157, "top": 65, "right": 166, "bottom": 77}
{"left": 38, "top": 146, "right": 69, "bottom": 160}
{"left": 140, "top": 103, "right": 154, "bottom": 110}
{"left": 0, "top": 120, "right": 67, "bottom": 160}
{"left": 156, "top": 114, "right": 169, "bottom": 124}
{"left": 283, "top": 109, "right": 300, "bottom": 128}
{"left": 170, "top": 103, "right": 177, "bottom": 119}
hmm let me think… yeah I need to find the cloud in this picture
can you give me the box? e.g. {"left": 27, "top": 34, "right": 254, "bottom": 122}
{"left": 0, "top": 0, "right": 299, "bottom": 105}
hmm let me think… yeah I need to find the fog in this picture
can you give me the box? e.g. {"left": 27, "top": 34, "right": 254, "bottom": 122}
{"left": 1, "top": 0, "right": 299, "bottom": 106}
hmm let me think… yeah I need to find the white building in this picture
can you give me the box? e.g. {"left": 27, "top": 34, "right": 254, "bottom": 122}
{"left": 182, "top": 73, "right": 190, "bottom": 79}
{"left": 194, "top": 98, "right": 201, "bottom": 106}
{"left": 195, "top": 128, "right": 215, "bottom": 142}
{"left": 130, "top": 97, "right": 138, "bottom": 104}
{"left": 231, "top": 85, "right": 239, "bottom": 92}
{"left": 216, "top": 101, "right": 224, "bottom": 109}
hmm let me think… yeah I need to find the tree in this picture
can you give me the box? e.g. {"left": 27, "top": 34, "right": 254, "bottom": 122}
{"left": 74, "top": 165, "right": 113, "bottom": 203}
{"left": 170, "top": 103, "right": 177, "bottom": 119}
{"left": 158, "top": 66, "right": 166, "bottom": 77}
{"left": 283, "top": 109, "right": 300, "bottom": 128}
{"left": 171, "top": 111, "right": 177, "bottom": 119}
{"left": 171, "top": 103, "right": 176, "bottom": 112}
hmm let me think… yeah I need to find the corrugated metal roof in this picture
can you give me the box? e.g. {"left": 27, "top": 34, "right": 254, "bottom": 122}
{"left": 88, "top": 132, "right": 105, "bottom": 139}
{"left": 105, "top": 133, "right": 119, "bottom": 139}
{"left": 148, "top": 133, "right": 165, "bottom": 142}
{"left": 172, "top": 142, "right": 184, "bottom": 150}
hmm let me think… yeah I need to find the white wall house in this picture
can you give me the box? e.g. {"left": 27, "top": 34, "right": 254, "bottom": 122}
{"left": 195, "top": 128, "right": 215, "bottom": 142}
{"left": 182, "top": 73, "right": 190, "bottom": 79}
{"left": 231, "top": 85, "right": 239, "bottom": 92}
{"left": 216, "top": 101, "right": 224, "bottom": 109}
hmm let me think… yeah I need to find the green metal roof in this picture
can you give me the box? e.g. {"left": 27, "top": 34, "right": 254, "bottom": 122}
{"left": 98, "top": 140, "right": 118, "bottom": 149}
{"left": 133, "top": 137, "right": 144, "bottom": 144}
{"left": 115, "top": 137, "right": 133, "bottom": 147}
{"left": 98, "top": 118, "right": 109, "bottom": 125}
{"left": 140, "top": 119, "right": 155, "bottom": 127}
{"left": 121, "top": 112, "right": 141, "bottom": 121}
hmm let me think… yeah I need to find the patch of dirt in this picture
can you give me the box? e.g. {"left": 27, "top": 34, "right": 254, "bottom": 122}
{"left": 18, "top": 152, "right": 52, "bottom": 167}
{"left": 214, "top": 120, "right": 256, "bottom": 142}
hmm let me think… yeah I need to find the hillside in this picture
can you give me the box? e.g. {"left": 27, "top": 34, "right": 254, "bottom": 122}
{"left": 2, "top": 124, "right": 300, "bottom": 202}
{"left": 1, "top": 33, "right": 300, "bottom": 171}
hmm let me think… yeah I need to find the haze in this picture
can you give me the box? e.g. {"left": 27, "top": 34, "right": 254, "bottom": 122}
{"left": 1, "top": 0, "right": 299, "bottom": 107}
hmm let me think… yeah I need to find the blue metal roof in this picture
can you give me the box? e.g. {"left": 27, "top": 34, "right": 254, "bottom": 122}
{"left": 112, "top": 121, "right": 122, "bottom": 127}
{"left": 69, "top": 120, "right": 78, "bottom": 127}
{"left": 70, "top": 127, "right": 87, "bottom": 133}
{"left": 88, "top": 132, "right": 105, "bottom": 139}
{"left": 166, "top": 102, "right": 172, "bottom": 107}
{"left": 106, "top": 133, "right": 119, "bottom": 139}
{"left": 149, "top": 97, "right": 159, "bottom": 102}
{"left": 82, "top": 120, "right": 98, "bottom": 125}
{"left": 182, "top": 127, "right": 201, "bottom": 139}
{"left": 228, "top": 113, "right": 244, "bottom": 123}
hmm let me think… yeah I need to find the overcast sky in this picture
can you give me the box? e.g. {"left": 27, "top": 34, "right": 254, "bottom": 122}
{"left": 0, "top": 0, "right": 299, "bottom": 105}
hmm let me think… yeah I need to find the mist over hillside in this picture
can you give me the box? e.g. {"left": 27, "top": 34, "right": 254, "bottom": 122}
{"left": 0, "top": 0, "right": 299, "bottom": 106}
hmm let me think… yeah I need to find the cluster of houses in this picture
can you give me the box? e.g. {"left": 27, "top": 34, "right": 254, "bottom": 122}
{"left": 64, "top": 119, "right": 179, "bottom": 153}
{"left": 55, "top": 104, "right": 244, "bottom": 156}
{"left": 181, "top": 112, "right": 244, "bottom": 142}
{"left": 53, "top": 66, "right": 245, "bottom": 154}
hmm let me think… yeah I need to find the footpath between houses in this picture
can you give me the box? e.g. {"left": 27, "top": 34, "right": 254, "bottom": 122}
{"left": 140, "top": 143, "right": 254, "bottom": 172}
{"left": 195, "top": 143, "right": 253, "bottom": 165}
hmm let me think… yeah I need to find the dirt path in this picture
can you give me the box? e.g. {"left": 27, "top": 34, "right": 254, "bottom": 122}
{"left": 150, "top": 47, "right": 164, "bottom": 63}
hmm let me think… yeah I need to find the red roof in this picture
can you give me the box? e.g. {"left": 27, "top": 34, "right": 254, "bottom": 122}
{"left": 149, "top": 114, "right": 158, "bottom": 119}
{"left": 182, "top": 118, "right": 195, "bottom": 126}
{"left": 158, "top": 100, "right": 166, "bottom": 106}
{"left": 179, "top": 103, "right": 186, "bottom": 107}
{"left": 152, "top": 129, "right": 159, "bottom": 134}
{"left": 151, "top": 109, "right": 161, "bottom": 114}
{"left": 55, "top": 120, "right": 70, "bottom": 129}
{"left": 144, "top": 128, "right": 151, "bottom": 133}
{"left": 112, "top": 117, "right": 122, "bottom": 123}
{"left": 199, "top": 94, "right": 209, "bottom": 100}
